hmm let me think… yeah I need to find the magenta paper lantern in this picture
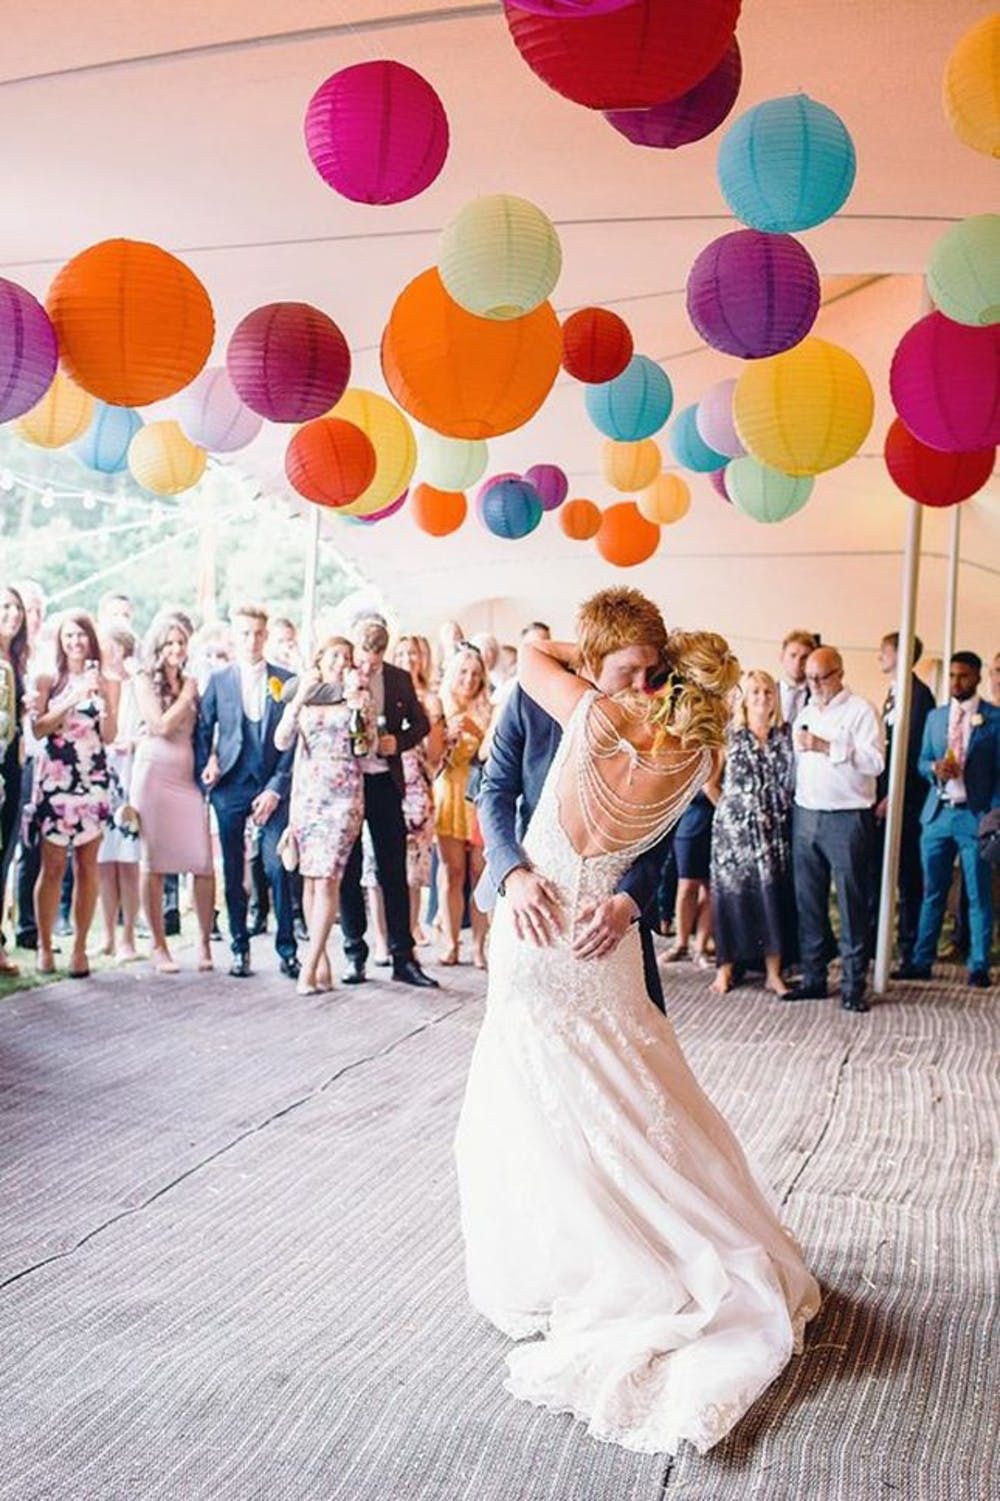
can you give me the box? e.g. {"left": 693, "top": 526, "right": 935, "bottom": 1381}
{"left": 177, "top": 366, "right": 263, "bottom": 453}
{"left": 226, "top": 303, "right": 351, "bottom": 423}
{"left": 604, "top": 38, "right": 741, "bottom": 148}
{"left": 890, "top": 313, "right": 1000, "bottom": 453}
{"left": 709, "top": 465, "right": 733, "bottom": 503}
{"left": 358, "top": 491, "right": 409, "bottom": 524}
{"left": 696, "top": 378, "right": 745, "bottom": 458}
{"left": 0, "top": 278, "right": 58, "bottom": 423}
{"left": 525, "top": 462, "right": 568, "bottom": 510}
{"left": 687, "top": 229, "right": 820, "bottom": 359}
{"left": 304, "top": 61, "right": 449, "bottom": 206}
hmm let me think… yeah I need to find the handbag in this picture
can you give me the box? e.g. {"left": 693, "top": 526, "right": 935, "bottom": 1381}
{"left": 276, "top": 825, "right": 300, "bottom": 872}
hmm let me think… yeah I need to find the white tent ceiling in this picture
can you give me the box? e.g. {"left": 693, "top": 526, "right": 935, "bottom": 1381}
{"left": 1, "top": 1, "right": 997, "bottom": 693}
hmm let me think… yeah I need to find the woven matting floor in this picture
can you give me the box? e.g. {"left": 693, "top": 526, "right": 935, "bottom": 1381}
{"left": 1, "top": 941, "right": 996, "bottom": 1501}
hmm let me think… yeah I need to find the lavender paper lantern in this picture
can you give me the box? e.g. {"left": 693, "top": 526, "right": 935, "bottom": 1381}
{"left": 304, "top": 61, "right": 449, "bottom": 206}
{"left": 525, "top": 462, "right": 568, "bottom": 510}
{"left": 696, "top": 378, "right": 745, "bottom": 458}
{"left": 687, "top": 230, "right": 820, "bottom": 359}
{"left": 604, "top": 38, "right": 741, "bottom": 149}
{"left": 226, "top": 303, "right": 351, "bottom": 423}
{"left": 890, "top": 312, "right": 1000, "bottom": 453}
{"left": 177, "top": 366, "right": 264, "bottom": 453}
{"left": 670, "top": 405, "right": 728, "bottom": 473}
{"left": 0, "top": 278, "right": 58, "bottom": 423}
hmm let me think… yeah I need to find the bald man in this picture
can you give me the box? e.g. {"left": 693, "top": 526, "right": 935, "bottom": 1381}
{"left": 786, "top": 647, "right": 885, "bottom": 1012}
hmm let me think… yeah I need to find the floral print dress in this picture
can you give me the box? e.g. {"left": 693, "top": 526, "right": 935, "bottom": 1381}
{"left": 35, "top": 677, "right": 112, "bottom": 848}
{"left": 401, "top": 741, "right": 435, "bottom": 886}
{"left": 288, "top": 702, "right": 364, "bottom": 880}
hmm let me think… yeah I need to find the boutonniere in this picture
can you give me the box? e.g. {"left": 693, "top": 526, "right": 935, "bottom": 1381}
{"left": 971, "top": 713, "right": 984, "bottom": 728}
{"left": 268, "top": 675, "right": 285, "bottom": 703}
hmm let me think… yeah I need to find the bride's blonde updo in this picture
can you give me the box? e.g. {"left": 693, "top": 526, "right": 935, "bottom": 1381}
{"left": 648, "top": 629, "right": 741, "bottom": 750}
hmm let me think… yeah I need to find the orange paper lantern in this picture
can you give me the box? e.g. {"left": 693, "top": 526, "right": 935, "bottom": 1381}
{"left": 412, "top": 483, "right": 467, "bottom": 536}
{"left": 381, "top": 268, "right": 562, "bottom": 439}
{"left": 596, "top": 501, "right": 659, "bottom": 567}
{"left": 46, "top": 239, "right": 214, "bottom": 406}
{"left": 559, "top": 497, "right": 602, "bottom": 540}
{"left": 285, "top": 417, "right": 376, "bottom": 508}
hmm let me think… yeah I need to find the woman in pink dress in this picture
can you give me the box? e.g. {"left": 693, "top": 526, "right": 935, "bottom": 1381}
{"left": 132, "top": 614, "right": 215, "bottom": 975}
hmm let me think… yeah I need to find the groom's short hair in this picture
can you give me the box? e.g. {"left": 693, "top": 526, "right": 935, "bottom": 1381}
{"left": 577, "top": 588, "right": 667, "bottom": 674}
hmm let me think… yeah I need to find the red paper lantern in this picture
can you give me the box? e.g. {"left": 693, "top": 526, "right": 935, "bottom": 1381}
{"left": 562, "top": 307, "right": 634, "bottom": 383}
{"left": 503, "top": 0, "right": 741, "bottom": 111}
{"left": 560, "top": 497, "right": 602, "bottom": 539}
{"left": 596, "top": 500, "right": 660, "bottom": 566}
{"left": 412, "top": 483, "right": 468, "bottom": 535}
{"left": 884, "top": 418, "right": 994, "bottom": 508}
{"left": 285, "top": 417, "right": 376, "bottom": 508}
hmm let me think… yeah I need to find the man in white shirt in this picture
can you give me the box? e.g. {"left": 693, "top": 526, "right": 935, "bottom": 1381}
{"left": 777, "top": 629, "right": 815, "bottom": 728}
{"left": 786, "top": 647, "right": 885, "bottom": 1012}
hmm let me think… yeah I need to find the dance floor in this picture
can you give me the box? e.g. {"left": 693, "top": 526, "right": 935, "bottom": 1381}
{"left": 1, "top": 944, "right": 995, "bottom": 1500}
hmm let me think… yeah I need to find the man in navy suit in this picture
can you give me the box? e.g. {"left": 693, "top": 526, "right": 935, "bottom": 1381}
{"left": 196, "top": 604, "right": 297, "bottom": 980}
{"left": 476, "top": 595, "right": 674, "bottom": 1015}
{"left": 895, "top": 651, "right": 1000, "bottom": 988}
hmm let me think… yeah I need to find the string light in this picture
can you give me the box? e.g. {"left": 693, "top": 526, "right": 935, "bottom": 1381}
{"left": 40, "top": 487, "right": 55, "bottom": 509}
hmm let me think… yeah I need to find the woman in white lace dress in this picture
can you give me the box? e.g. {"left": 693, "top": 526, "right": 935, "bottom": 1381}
{"left": 455, "top": 630, "right": 820, "bottom": 1456}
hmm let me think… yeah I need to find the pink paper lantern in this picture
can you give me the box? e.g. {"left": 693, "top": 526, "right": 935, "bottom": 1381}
{"left": 889, "top": 312, "right": 1000, "bottom": 453}
{"left": 604, "top": 38, "right": 741, "bottom": 148}
{"left": 709, "top": 465, "right": 733, "bottom": 503}
{"left": 524, "top": 462, "right": 569, "bottom": 510}
{"left": 0, "top": 278, "right": 58, "bottom": 422}
{"left": 696, "top": 378, "right": 745, "bottom": 459}
{"left": 226, "top": 303, "right": 351, "bottom": 423}
{"left": 304, "top": 61, "right": 449, "bottom": 206}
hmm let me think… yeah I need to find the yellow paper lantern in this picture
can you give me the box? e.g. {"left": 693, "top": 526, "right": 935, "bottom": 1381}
{"left": 128, "top": 420, "right": 207, "bottom": 495}
{"left": 733, "top": 337, "right": 874, "bottom": 476}
{"left": 329, "top": 388, "right": 417, "bottom": 516}
{"left": 637, "top": 472, "right": 691, "bottom": 525}
{"left": 14, "top": 370, "right": 93, "bottom": 448}
{"left": 438, "top": 194, "right": 562, "bottom": 321}
{"left": 943, "top": 15, "right": 1000, "bottom": 159}
{"left": 601, "top": 438, "right": 662, "bottom": 493}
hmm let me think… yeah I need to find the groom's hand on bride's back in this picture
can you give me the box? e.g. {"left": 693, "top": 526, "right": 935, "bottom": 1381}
{"left": 504, "top": 867, "right": 564, "bottom": 947}
{"left": 572, "top": 894, "right": 639, "bottom": 961}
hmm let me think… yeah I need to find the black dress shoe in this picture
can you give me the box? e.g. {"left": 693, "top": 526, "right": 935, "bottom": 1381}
{"left": 392, "top": 958, "right": 440, "bottom": 989}
{"left": 967, "top": 969, "right": 991, "bottom": 989}
{"left": 164, "top": 911, "right": 181, "bottom": 938}
{"left": 280, "top": 955, "right": 301, "bottom": 980}
{"left": 341, "top": 959, "right": 367, "bottom": 985}
{"left": 780, "top": 981, "right": 828, "bottom": 1002}
{"left": 841, "top": 991, "right": 870, "bottom": 1013}
{"left": 891, "top": 963, "right": 932, "bottom": 981}
{"left": 16, "top": 933, "right": 38, "bottom": 951}
{"left": 229, "top": 952, "right": 252, "bottom": 978}
{"left": 373, "top": 957, "right": 392, "bottom": 968}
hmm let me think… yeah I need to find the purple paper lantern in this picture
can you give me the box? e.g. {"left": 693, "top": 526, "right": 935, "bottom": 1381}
{"left": 177, "top": 366, "right": 263, "bottom": 453}
{"left": 605, "top": 38, "right": 742, "bottom": 149}
{"left": 686, "top": 229, "right": 821, "bottom": 359}
{"left": 890, "top": 312, "right": 1000, "bottom": 454}
{"left": 696, "top": 378, "right": 745, "bottom": 459}
{"left": 524, "top": 462, "right": 568, "bottom": 510}
{"left": 0, "top": 278, "right": 59, "bottom": 423}
{"left": 226, "top": 303, "right": 351, "bottom": 423}
{"left": 709, "top": 465, "right": 733, "bottom": 503}
{"left": 304, "top": 61, "right": 449, "bottom": 206}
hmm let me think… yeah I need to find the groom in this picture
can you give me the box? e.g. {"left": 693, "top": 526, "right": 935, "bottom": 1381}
{"left": 476, "top": 589, "right": 675, "bottom": 1013}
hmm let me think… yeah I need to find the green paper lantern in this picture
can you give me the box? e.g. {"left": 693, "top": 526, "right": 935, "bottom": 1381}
{"left": 927, "top": 214, "right": 1000, "bottom": 328}
{"left": 726, "top": 456, "right": 813, "bottom": 523}
{"left": 415, "top": 425, "right": 488, "bottom": 490}
{"left": 438, "top": 194, "right": 562, "bottom": 321}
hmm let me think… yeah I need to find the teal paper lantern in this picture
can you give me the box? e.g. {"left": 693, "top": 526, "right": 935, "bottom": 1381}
{"left": 726, "top": 456, "right": 813, "bottom": 523}
{"left": 718, "top": 94, "right": 856, "bottom": 233}
{"left": 479, "top": 476, "right": 543, "bottom": 539}
{"left": 927, "top": 215, "right": 1000, "bottom": 328}
{"left": 72, "top": 401, "right": 143, "bottom": 474}
{"left": 585, "top": 355, "right": 673, "bottom": 441}
{"left": 669, "top": 404, "right": 728, "bottom": 472}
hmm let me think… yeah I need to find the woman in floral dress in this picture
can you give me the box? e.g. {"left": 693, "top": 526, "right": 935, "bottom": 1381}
{"left": 275, "top": 636, "right": 364, "bottom": 995}
{"left": 393, "top": 635, "right": 445, "bottom": 943}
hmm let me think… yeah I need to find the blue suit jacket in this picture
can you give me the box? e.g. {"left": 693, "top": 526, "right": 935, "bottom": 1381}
{"left": 195, "top": 662, "right": 295, "bottom": 805}
{"left": 918, "top": 701, "right": 1000, "bottom": 823}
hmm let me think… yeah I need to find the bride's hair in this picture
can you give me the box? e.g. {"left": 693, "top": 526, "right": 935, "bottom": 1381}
{"left": 648, "top": 630, "right": 741, "bottom": 750}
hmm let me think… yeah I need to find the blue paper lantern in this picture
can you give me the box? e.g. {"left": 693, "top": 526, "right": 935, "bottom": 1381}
{"left": 669, "top": 405, "right": 728, "bottom": 472}
{"left": 585, "top": 355, "right": 673, "bottom": 441}
{"left": 72, "top": 401, "right": 143, "bottom": 473}
{"left": 480, "top": 477, "right": 543, "bottom": 539}
{"left": 718, "top": 94, "right": 856, "bottom": 234}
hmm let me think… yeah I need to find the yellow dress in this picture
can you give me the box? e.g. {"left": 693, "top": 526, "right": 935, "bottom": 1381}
{"left": 434, "top": 725, "right": 483, "bottom": 843}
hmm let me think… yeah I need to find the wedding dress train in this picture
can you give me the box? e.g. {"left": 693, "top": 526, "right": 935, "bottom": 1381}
{"left": 455, "top": 691, "right": 820, "bottom": 1455}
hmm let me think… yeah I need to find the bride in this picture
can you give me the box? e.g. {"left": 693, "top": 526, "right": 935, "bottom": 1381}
{"left": 455, "top": 627, "right": 821, "bottom": 1456}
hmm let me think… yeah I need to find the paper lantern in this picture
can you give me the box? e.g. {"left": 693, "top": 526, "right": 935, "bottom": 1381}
{"left": 503, "top": 0, "right": 742, "bottom": 111}
{"left": 285, "top": 418, "right": 376, "bottom": 508}
{"left": 927, "top": 215, "right": 1000, "bottom": 328}
{"left": 586, "top": 355, "right": 673, "bottom": 441}
{"left": 596, "top": 501, "right": 660, "bottom": 566}
{"left": 381, "top": 268, "right": 562, "bottom": 439}
{"left": 516, "top": 0, "right": 636, "bottom": 14}
{"left": 480, "top": 477, "right": 543, "bottom": 539}
{"left": 604, "top": 37, "right": 741, "bottom": 147}
{"left": 358, "top": 491, "right": 409, "bottom": 524}
{"left": 14, "top": 371, "right": 93, "bottom": 448}
{"left": 439, "top": 195, "right": 561, "bottom": 321}
{"left": 686, "top": 230, "right": 820, "bottom": 360}
{"left": 637, "top": 472, "right": 690, "bottom": 524}
{"left": 718, "top": 94, "right": 856, "bottom": 233}
{"left": 561, "top": 307, "right": 633, "bottom": 384}
{"left": 227, "top": 303, "right": 351, "bottom": 423}
{"left": 177, "top": 367, "right": 264, "bottom": 453}
{"left": 709, "top": 465, "right": 733, "bottom": 503}
{"left": 304, "top": 61, "right": 449, "bottom": 205}
{"left": 46, "top": 239, "right": 213, "bottom": 406}
{"left": 696, "top": 378, "right": 745, "bottom": 458}
{"left": 72, "top": 402, "right": 143, "bottom": 474}
{"left": 602, "top": 438, "right": 662, "bottom": 492}
{"left": 0, "top": 279, "right": 58, "bottom": 422}
{"left": 329, "top": 388, "right": 417, "bottom": 517}
{"left": 890, "top": 313, "right": 1000, "bottom": 454}
{"left": 734, "top": 337, "right": 874, "bottom": 475}
{"left": 670, "top": 405, "right": 727, "bottom": 472}
{"left": 943, "top": 15, "right": 1000, "bottom": 159}
{"left": 884, "top": 418, "right": 994, "bottom": 509}
{"left": 560, "top": 497, "right": 602, "bottom": 539}
{"left": 415, "top": 426, "right": 488, "bottom": 491}
{"left": 128, "top": 421, "right": 207, "bottom": 495}
{"left": 726, "top": 456, "right": 813, "bottom": 523}
{"left": 412, "top": 483, "right": 467, "bottom": 535}
{"left": 523, "top": 462, "right": 568, "bottom": 511}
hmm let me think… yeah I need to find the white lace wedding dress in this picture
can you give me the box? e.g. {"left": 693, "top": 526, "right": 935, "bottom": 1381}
{"left": 455, "top": 691, "right": 821, "bottom": 1455}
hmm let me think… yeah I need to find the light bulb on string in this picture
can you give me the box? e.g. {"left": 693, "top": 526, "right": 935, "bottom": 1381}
{"left": 82, "top": 490, "right": 96, "bottom": 511}
{"left": 0, "top": 469, "right": 13, "bottom": 491}
{"left": 40, "top": 487, "right": 55, "bottom": 509}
